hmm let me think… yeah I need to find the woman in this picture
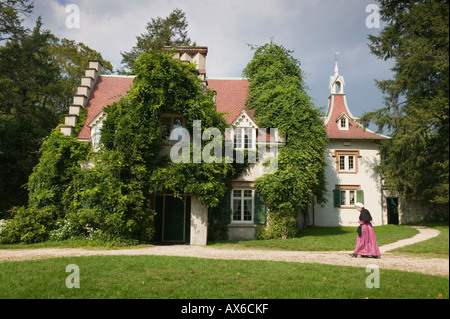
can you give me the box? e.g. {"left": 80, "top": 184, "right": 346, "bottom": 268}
{"left": 350, "top": 202, "right": 381, "bottom": 258}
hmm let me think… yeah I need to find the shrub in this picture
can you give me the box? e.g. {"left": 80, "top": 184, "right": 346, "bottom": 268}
{"left": 0, "top": 206, "right": 57, "bottom": 243}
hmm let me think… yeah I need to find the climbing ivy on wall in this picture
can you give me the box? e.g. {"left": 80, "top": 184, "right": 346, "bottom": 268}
{"left": 243, "top": 42, "right": 328, "bottom": 239}
{"left": 1, "top": 50, "right": 247, "bottom": 244}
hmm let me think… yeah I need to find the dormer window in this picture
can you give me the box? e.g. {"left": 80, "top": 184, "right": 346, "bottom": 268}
{"left": 234, "top": 127, "right": 254, "bottom": 149}
{"left": 161, "top": 114, "right": 185, "bottom": 141}
{"left": 337, "top": 114, "right": 349, "bottom": 130}
{"left": 91, "top": 125, "right": 102, "bottom": 149}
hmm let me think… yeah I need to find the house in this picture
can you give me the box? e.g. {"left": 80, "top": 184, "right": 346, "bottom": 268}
{"left": 309, "top": 61, "right": 389, "bottom": 227}
{"left": 59, "top": 47, "right": 394, "bottom": 245}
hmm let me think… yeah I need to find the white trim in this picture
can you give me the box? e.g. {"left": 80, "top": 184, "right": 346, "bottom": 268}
{"left": 88, "top": 110, "right": 107, "bottom": 128}
{"left": 231, "top": 188, "right": 254, "bottom": 224}
{"left": 340, "top": 189, "right": 357, "bottom": 207}
{"left": 338, "top": 154, "right": 356, "bottom": 172}
{"left": 231, "top": 109, "right": 258, "bottom": 129}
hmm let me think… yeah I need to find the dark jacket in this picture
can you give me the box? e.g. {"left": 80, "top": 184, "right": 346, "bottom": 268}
{"left": 357, "top": 208, "right": 372, "bottom": 237}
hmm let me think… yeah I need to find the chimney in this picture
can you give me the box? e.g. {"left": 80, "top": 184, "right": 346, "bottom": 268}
{"left": 164, "top": 46, "right": 208, "bottom": 81}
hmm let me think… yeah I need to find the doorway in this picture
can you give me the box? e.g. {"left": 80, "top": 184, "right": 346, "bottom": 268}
{"left": 154, "top": 194, "right": 191, "bottom": 243}
{"left": 387, "top": 197, "right": 399, "bottom": 225}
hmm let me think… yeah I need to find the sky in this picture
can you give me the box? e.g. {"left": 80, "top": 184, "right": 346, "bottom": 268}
{"left": 26, "top": 0, "right": 395, "bottom": 119}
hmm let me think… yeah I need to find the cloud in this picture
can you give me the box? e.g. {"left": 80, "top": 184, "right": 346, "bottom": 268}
{"left": 26, "top": 0, "right": 393, "bottom": 116}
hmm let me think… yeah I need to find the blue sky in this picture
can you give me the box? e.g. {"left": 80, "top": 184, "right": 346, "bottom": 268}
{"left": 28, "top": 0, "right": 394, "bottom": 119}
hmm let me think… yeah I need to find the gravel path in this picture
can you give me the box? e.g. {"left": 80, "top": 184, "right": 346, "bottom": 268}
{"left": 0, "top": 226, "right": 447, "bottom": 277}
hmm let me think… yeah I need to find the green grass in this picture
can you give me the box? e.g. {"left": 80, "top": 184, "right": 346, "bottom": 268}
{"left": 0, "top": 237, "right": 154, "bottom": 250}
{"left": 209, "top": 225, "right": 419, "bottom": 251}
{"left": 0, "top": 255, "right": 448, "bottom": 299}
{"left": 392, "top": 224, "right": 449, "bottom": 258}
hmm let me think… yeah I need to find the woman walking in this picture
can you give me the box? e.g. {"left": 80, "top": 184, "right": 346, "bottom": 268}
{"left": 351, "top": 202, "right": 381, "bottom": 258}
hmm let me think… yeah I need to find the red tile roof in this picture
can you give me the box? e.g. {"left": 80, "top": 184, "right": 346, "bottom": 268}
{"left": 76, "top": 76, "right": 385, "bottom": 142}
{"left": 77, "top": 76, "right": 133, "bottom": 139}
{"left": 77, "top": 77, "right": 252, "bottom": 140}
{"left": 323, "top": 94, "right": 386, "bottom": 140}
{"left": 206, "top": 78, "right": 254, "bottom": 124}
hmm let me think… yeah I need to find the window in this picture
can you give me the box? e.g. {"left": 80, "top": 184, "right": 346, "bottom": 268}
{"left": 335, "top": 150, "right": 359, "bottom": 173}
{"left": 233, "top": 127, "right": 254, "bottom": 149}
{"left": 161, "top": 115, "right": 185, "bottom": 140}
{"left": 91, "top": 125, "right": 102, "bottom": 149}
{"left": 340, "top": 117, "right": 347, "bottom": 128}
{"left": 340, "top": 190, "right": 356, "bottom": 206}
{"left": 234, "top": 128, "right": 242, "bottom": 149}
{"left": 244, "top": 128, "right": 253, "bottom": 149}
{"left": 339, "top": 155, "right": 355, "bottom": 171}
{"left": 333, "top": 186, "right": 364, "bottom": 208}
{"left": 232, "top": 189, "right": 253, "bottom": 222}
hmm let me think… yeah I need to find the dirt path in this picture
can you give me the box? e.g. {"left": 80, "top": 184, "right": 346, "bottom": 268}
{"left": 0, "top": 226, "right": 447, "bottom": 277}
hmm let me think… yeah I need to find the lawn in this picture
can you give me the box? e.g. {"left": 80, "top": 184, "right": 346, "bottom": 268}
{"left": 0, "top": 255, "right": 448, "bottom": 299}
{"left": 209, "top": 225, "right": 420, "bottom": 251}
{"left": 392, "top": 224, "right": 449, "bottom": 258}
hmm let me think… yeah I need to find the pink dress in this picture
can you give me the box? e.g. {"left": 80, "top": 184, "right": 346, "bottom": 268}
{"left": 353, "top": 220, "right": 381, "bottom": 257}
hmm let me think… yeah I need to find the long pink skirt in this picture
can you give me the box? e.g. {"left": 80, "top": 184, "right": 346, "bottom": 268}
{"left": 353, "top": 221, "right": 381, "bottom": 257}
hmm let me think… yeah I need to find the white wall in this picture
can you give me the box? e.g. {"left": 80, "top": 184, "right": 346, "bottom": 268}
{"left": 312, "top": 139, "right": 385, "bottom": 227}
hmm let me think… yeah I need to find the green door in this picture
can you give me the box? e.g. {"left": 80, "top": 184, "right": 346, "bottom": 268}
{"left": 154, "top": 195, "right": 191, "bottom": 243}
{"left": 387, "top": 197, "right": 399, "bottom": 225}
{"left": 163, "top": 195, "right": 185, "bottom": 242}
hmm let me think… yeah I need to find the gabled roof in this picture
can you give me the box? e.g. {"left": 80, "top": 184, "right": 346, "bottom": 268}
{"left": 206, "top": 78, "right": 255, "bottom": 124}
{"left": 76, "top": 72, "right": 387, "bottom": 142}
{"left": 77, "top": 75, "right": 133, "bottom": 140}
{"left": 76, "top": 76, "right": 254, "bottom": 140}
{"left": 323, "top": 94, "right": 387, "bottom": 140}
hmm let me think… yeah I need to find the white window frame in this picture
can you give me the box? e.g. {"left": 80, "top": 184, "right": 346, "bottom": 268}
{"left": 338, "top": 154, "right": 356, "bottom": 172}
{"left": 338, "top": 116, "right": 349, "bottom": 130}
{"left": 340, "top": 189, "right": 356, "bottom": 207}
{"left": 91, "top": 125, "right": 102, "bottom": 149}
{"left": 233, "top": 127, "right": 255, "bottom": 150}
{"left": 231, "top": 189, "right": 254, "bottom": 223}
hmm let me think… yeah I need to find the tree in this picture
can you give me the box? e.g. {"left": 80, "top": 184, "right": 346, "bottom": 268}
{"left": 361, "top": 0, "right": 449, "bottom": 208}
{"left": 120, "top": 8, "right": 194, "bottom": 73}
{"left": 0, "top": 3, "right": 113, "bottom": 215}
{"left": 243, "top": 42, "right": 327, "bottom": 238}
{"left": 50, "top": 37, "right": 113, "bottom": 115}
{"left": 0, "top": 0, "right": 33, "bottom": 41}
{"left": 0, "top": 18, "right": 61, "bottom": 213}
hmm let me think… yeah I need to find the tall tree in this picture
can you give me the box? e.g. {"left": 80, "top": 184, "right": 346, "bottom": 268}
{"left": 50, "top": 37, "right": 113, "bottom": 115}
{"left": 243, "top": 42, "right": 327, "bottom": 238}
{"left": 120, "top": 8, "right": 194, "bottom": 73}
{"left": 0, "top": 4, "right": 112, "bottom": 215}
{"left": 0, "top": 0, "right": 33, "bottom": 41}
{"left": 0, "top": 18, "right": 60, "bottom": 213}
{"left": 361, "top": 0, "right": 449, "bottom": 208}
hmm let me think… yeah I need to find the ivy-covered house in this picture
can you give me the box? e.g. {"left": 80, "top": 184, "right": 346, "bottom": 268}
{"left": 59, "top": 47, "right": 392, "bottom": 245}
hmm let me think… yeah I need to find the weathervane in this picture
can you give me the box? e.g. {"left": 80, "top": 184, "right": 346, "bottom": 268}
{"left": 335, "top": 51, "right": 340, "bottom": 62}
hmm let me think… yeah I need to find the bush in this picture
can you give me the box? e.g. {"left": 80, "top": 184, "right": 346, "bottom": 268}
{"left": 0, "top": 206, "right": 57, "bottom": 244}
{"left": 256, "top": 213, "right": 297, "bottom": 240}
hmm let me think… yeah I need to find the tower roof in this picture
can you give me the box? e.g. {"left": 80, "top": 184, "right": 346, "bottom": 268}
{"left": 323, "top": 62, "right": 387, "bottom": 140}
